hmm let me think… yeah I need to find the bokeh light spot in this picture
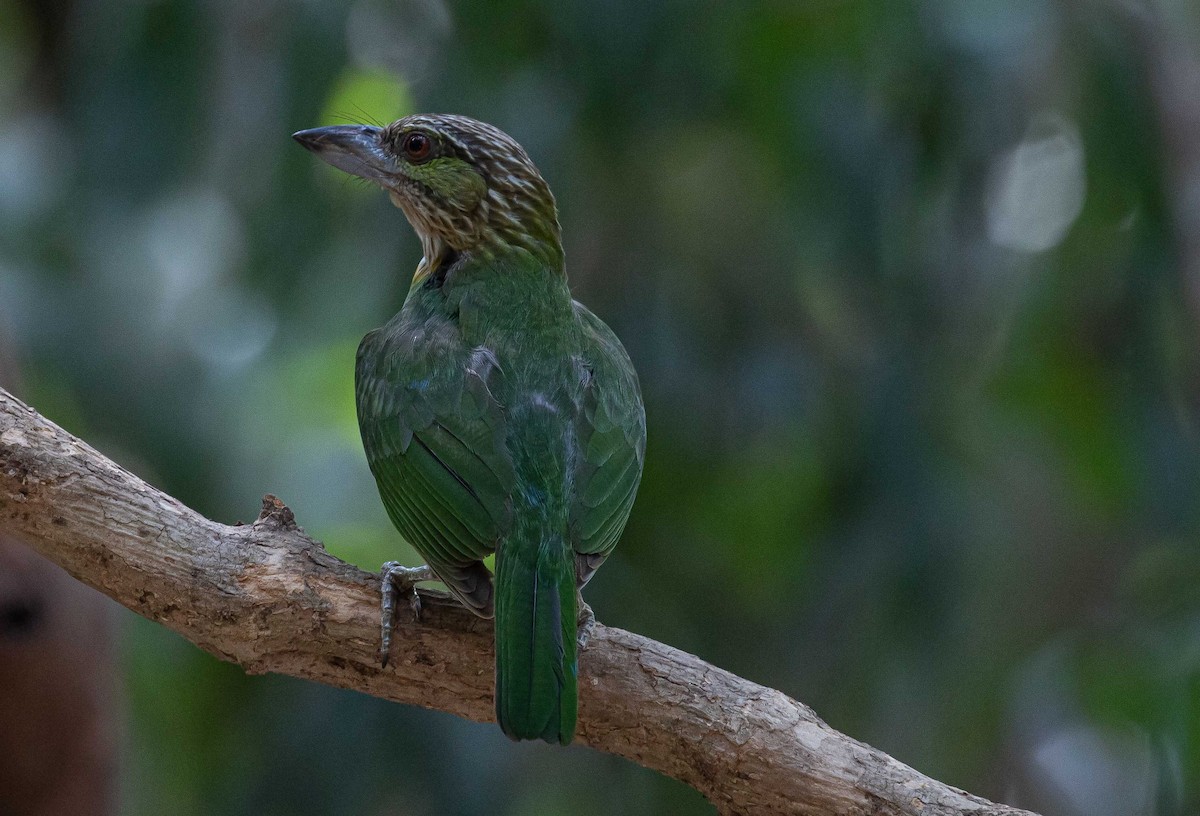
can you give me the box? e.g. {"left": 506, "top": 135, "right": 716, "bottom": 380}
{"left": 986, "top": 114, "right": 1086, "bottom": 253}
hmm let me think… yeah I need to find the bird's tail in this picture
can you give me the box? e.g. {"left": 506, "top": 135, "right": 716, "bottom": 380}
{"left": 494, "top": 514, "right": 577, "bottom": 744}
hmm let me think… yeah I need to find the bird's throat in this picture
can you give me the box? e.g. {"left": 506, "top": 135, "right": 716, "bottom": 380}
{"left": 412, "top": 232, "right": 448, "bottom": 285}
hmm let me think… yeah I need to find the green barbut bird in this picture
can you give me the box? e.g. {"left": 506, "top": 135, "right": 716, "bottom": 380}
{"left": 293, "top": 114, "right": 646, "bottom": 744}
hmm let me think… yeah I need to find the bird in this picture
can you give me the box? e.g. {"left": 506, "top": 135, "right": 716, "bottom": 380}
{"left": 293, "top": 114, "right": 646, "bottom": 744}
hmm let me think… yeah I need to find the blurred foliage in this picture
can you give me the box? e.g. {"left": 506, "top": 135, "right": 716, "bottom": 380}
{"left": 1, "top": 0, "right": 1199, "bottom": 814}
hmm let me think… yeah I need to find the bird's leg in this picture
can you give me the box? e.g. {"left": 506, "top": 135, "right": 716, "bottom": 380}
{"left": 576, "top": 591, "right": 596, "bottom": 651}
{"left": 379, "top": 562, "right": 434, "bottom": 667}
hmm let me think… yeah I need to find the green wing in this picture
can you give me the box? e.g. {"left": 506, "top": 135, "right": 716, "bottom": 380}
{"left": 570, "top": 303, "right": 646, "bottom": 586}
{"left": 357, "top": 320, "right": 514, "bottom": 616}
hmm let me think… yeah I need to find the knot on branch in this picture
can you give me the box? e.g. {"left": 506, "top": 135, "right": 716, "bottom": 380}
{"left": 255, "top": 494, "right": 299, "bottom": 532}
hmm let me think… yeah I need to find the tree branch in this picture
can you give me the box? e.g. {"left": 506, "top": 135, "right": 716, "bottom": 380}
{"left": 0, "top": 387, "right": 1036, "bottom": 816}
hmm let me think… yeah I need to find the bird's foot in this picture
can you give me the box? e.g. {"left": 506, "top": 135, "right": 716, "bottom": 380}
{"left": 576, "top": 596, "right": 596, "bottom": 651}
{"left": 379, "top": 562, "right": 434, "bottom": 668}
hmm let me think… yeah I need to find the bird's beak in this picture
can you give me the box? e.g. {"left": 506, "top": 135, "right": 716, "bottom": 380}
{"left": 292, "top": 125, "right": 397, "bottom": 186}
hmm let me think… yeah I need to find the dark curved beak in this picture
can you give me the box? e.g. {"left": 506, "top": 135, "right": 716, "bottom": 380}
{"left": 292, "top": 125, "right": 396, "bottom": 185}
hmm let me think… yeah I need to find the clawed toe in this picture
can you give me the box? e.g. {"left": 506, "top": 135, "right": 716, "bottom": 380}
{"left": 379, "top": 562, "right": 434, "bottom": 667}
{"left": 576, "top": 597, "right": 596, "bottom": 651}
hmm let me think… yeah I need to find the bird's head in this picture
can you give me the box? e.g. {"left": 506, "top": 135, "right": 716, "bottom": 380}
{"left": 294, "top": 114, "right": 563, "bottom": 277}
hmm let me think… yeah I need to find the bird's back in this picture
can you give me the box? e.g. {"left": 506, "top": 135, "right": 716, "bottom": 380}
{"left": 354, "top": 252, "right": 585, "bottom": 602}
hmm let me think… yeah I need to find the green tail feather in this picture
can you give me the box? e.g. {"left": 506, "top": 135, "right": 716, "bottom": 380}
{"left": 494, "top": 529, "right": 577, "bottom": 744}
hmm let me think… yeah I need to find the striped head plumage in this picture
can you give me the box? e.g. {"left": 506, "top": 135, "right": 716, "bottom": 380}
{"left": 294, "top": 114, "right": 563, "bottom": 276}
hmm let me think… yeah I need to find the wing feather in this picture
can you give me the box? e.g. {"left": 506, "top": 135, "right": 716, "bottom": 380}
{"left": 569, "top": 303, "right": 646, "bottom": 586}
{"left": 357, "top": 325, "right": 514, "bottom": 615}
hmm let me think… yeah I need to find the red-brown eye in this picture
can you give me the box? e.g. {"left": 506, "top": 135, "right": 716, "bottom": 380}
{"left": 402, "top": 132, "right": 432, "bottom": 161}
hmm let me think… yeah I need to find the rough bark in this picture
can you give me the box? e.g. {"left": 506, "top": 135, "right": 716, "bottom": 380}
{"left": 0, "top": 387, "right": 1037, "bottom": 816}
{"left": 0, "top": 353, "right": 118, "bottom": 816}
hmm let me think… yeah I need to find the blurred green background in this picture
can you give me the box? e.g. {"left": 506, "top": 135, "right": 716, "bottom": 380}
{"left": 2, "top": 0, "right": 1199, "bottom": 814}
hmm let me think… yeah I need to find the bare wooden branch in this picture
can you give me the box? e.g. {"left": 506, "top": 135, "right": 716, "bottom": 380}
{"left": 0, "top": 387, "right": 1037, "bottom": 816}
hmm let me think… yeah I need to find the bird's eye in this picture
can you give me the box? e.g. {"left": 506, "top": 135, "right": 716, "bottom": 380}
{"left": 402, "top": 132, "right": 432, "bottom": 162}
